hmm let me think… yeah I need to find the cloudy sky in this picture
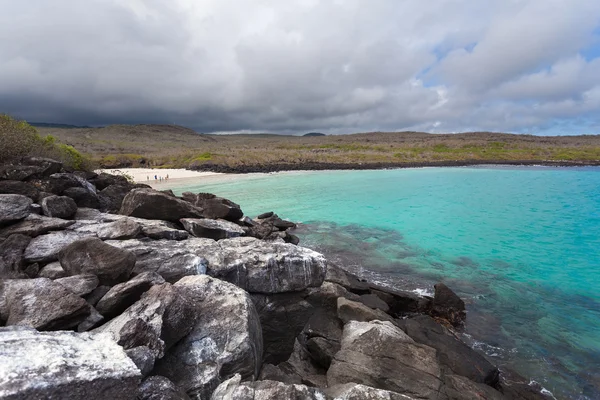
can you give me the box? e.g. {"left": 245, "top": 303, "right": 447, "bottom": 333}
{"left": 1, "top": 0, "right": 599, "bottom": 135}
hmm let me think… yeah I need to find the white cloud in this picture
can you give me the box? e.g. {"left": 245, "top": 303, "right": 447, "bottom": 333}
{"left": 0, "top": 0, "right": 599, "bottom": 134}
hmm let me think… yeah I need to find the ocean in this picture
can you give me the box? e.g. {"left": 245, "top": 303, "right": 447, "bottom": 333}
{"left": 169, "top": 166, "right": 600, "bottom": 399}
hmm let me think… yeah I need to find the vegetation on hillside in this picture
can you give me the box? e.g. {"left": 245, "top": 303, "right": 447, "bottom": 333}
{"left": 0, "top": 115, "right": 93, "bottom": 170}
{"left": 32, "top": 123, "right": 600, "bottom": 170}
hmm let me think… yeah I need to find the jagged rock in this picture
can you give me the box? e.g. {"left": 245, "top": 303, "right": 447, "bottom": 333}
{"left": 369, "top": 284, "right": 431, "bottom": 316}
{"left": 258, "top": 364, "right": 302, "bottom": 385}
{"left": 142, "top": 223, "right": 189, "bottom": 240}
{"left": 59, "top": 237, "right": 136, "bottom": 285}
{"left": 284, "top": 232, "right": 300, "bottom": 245}
{"left": 181, "top": 192, "right": 243, "bottom": 221}
{"left": 89, "top": 172, "right": 129, "bottom": 190}
{"left": 0, "top": 214, "right": 75, "bottom": 238}
{"left": 85, "top": 285, "right": 111, "bottom": 307}
{"left": 0, "top": 328, "right": 141, "bottom": 400}
{"left": 306, "top": 281, "right": 361, "bottom": 312}
{"left": 37, "top": 261, "right": 67, "bottom": 279}
{"left": 443, "top": 374, "right": 505, "bottom": 400}
{"left": 399, "top": 315, "right": 500, "bottom": 387}
{"left": 337, "top": 297, "right": 396, "bottom": 324}
{"left": 96, "top": 218, "right": 141, "bottom": 239}
{"left": 138, "top": 376, "right": 191, "bottom": 400}
{"left": 257, "top": 211, "right": 274, "bottom": 219}
{"left": 41, "top": 195, "right": 77, "bottom": 219}
{"left": 277, "top": 339, "right": 327, "bottom": 388}
{"left": 154, "top": 276, "right": 263, "bottom": 399}
{"left": 325, "top": 263, "right": 370, "bottom": 294}
{"left": 211, "top": 237, "right": 327, "bottom": 294}
{"left": 251, "top": 292, "right": 314, "bottom": 364}
{"left": 55, "top": 274, "right": 99, "bottom": 296}
{"left": 327, "top": 320, "right": 443, "bottom": 398}
{"left": 299, "top": 308, "right": 343, "bottom": 369}
{"left": 429, "top": 283, "right": 466, "bottom": 328}
{"left": 96, "top": 271, "right": 165, "bottom": 319}
{"left": 0, "top": 194, "right": 32, "bottom": 226}
{"left": 0, "top": 234, "right": 30, "bottom": 279}
{"left": 20, "top": 157, "right": 63, "bottom": 176}
{"left": 359, "top": 293, "right": 390, "bottom": 313}
{"left": 77, "top": 306, "right": 105, "bottom": 332}
{"left": 211, "top": 374, "right": 326, "bottom": 400}
{"left": 98, "top": 183, "right": 136, "bottom": 212}
{"left": 0, "top": 278, "right": 90, "bottom": 330}
{"left": 63, "top": 186, "right": 101, "bottom": 208}
{"left": 181, "top": 218, "right": 246, "bottom": 240}
{"left": 29, "top": 173, "right": 82, "bottom": 195}
{"left": 247, "top": 218, "right": 276, "bottom": 239}
{"left": 0, "top": 180, "right": 40, "bottom": 200}
{"left": 120, "top": 188, "right": 203, "bottom": 222}
{"left": 0, "top": 164, "right": 43, "bottom": 181}
{"left": 326, "top": 383, "right": 418, "bottom": 399}
{"left": 105, "top": 238, "right": 215, "bottom": 283}
{"left": 126, "top": 346, "right": 156, "bottom": 377}
{"left": 95, "top": 283, "right": 195, "bottom": 360}
{"left": 24, "top": 230, "right": 94, "bottom": 263}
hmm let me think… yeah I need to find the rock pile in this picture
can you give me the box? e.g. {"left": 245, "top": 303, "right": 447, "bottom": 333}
{"left": 0, "top": 158, "right": 548, "bottom": 399}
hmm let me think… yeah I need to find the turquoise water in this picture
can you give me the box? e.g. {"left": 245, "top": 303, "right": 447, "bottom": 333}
{"left": 171, "top": 167, "right": 600, "bottom": 399}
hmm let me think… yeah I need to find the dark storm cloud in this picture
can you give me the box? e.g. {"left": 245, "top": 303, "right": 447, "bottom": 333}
{"left": 1, "top": 0, "right": 599, "bottom": 134}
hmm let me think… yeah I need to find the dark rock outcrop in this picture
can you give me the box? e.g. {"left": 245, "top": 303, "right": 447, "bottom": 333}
{"left": 0, "top": 180, "right": 40, "bottom": 200}
{"left": 0, "top": 234, "right": 31, "bottom": 279}
{"left": 0, "top": 328, "right": 141, "bottom": 400}
{"left": 429, "top": 283, "right": 466, "bottom": 328}
{"left": 59, "top": 237, "right": 136, "bottom": 285}
{"left": 0, "top": 214, "right": 75, "bottom": 238}
{"left": 96, "top": 271, "right": 165, "bottom": 319}
{"left": 181, "top": 192, "right": 243, "bottom": 221}
{"left": 181, "top": 218, "right": 245, "bottom": 240}
{"left": 120, "top": 188, "right": 203, "bottom": 222}
{"left": 41, "top": 195, "right": 77, "bottom": 219}
{"left": 0, "top": 194, "right": 32, "bottom": 226}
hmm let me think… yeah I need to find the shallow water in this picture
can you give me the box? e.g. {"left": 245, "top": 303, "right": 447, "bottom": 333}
{"left": 172, "top": 166, "right": 600, "bottom": 399}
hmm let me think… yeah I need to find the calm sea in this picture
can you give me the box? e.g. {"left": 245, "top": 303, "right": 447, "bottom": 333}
{"left": 170, "top": 166, "right": 600, "bottom": 399}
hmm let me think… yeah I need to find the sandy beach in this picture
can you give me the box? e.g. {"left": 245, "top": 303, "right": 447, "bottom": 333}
{"left": 96, "top": 168, "right": 230, "bottom": 189}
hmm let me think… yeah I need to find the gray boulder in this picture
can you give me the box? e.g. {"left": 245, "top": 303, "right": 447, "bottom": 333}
{"left": 95, "top": 283, "right": 195, "bottom": 360}
{"left": 154, "top": 275, "right": 263, "bottom": 400}
{"left": 138, "top": 376, "right": 191, "bottom": 400}
{"left": 20, "top": 156, "right": 63, "bottom": 176}
{"left": 96, "top": 217, "right": 142, "bottom": 239}
{"left": 369, "top": 283, "right": 431, "bottom": 316}
{"left": 41, "top": 195, "right": 77, "bottom": 219}
{"left": 325, "top": 263, "right": 370, "bottom": 294}
{"left": 55, "top": 274, "right": 99, "bottom": 296}
{"left": 0, "top": 328, "right": 141, "bottom": 400}
{"left": 429, "top": 283, "right": 466, "bottom": 328}
{"left": 299, "top": 308, "right": 344, "bottom": 369}
{"left": 59, "top": 237, "right": 136, "bottom": 285}
{"left": 0, "top": 213, "right": 75, "bottom": 238}
{"left": 327, "top": 383, "right": 418, "bottom": 399}
{"left": 181, "top": 218, "right": 245, "bottom": 240}
{"left": 443, "top": 374, "right": 505, "bottom": 400}
{"left": 96, "top": 271, "right": 165, "bottom": 319}
{"left": 120, "top": 188, "right": 203, "bottom": 222}
{"left": 24, "top": 230, "right": 94, "bottom": 263}
{"left": 210, "top": 374, "right": 325, "bottom": 400}
{"left": 126, "top": 346, "right": 156, "bottom": 377}
{"left": 0, "top": 234, "right": 31, "bottom": 279}
{"left": 77, "top": 306, "right": 105, "bottom": 332}
{"left": 0, "top": 180, "right": 40, "bottom": 200}
{"left": 105, "top": 238, "right": 215, "bottom": 283}
{"left": 63, "top": 186, "right": 101, "bottom": 209}
{"left": 306, "top": 281, "right": 361, "bottom": 312}
{"left": 0, "top": 194, "right": 32, "bottom": 226}
{"left": 99, "top": 183, "right": 136, "bottom": 212}
{"left": 327, "top": 320, "right": 443, "bottom": 399}
{"left": 337, "top": 297, "right": 396, "bottom": 325}
{"left": 37, "top": 261, "right": 67, "bottom": 279}
{"left": 277, "top": 339, "right": 327, "bottom": 388}
{"left": 181, "top": 192, "right": 243, "bottom": 222}
{"left": 0, "top": 278, "right": 90, "bottom": 330}
{"left": 212, "top": 237, "right": 327, "bottom": 294}
{"left": 0, "top": 164, "right": 43, "bottom": 181}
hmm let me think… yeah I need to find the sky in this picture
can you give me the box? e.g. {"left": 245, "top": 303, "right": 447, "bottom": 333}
{"left": 1, "top": 0, "right": 599, "bottom": 135}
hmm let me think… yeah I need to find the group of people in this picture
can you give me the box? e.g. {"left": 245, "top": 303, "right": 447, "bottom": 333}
{"left": 147, "top": 174, "right": 169, "bottom": 183}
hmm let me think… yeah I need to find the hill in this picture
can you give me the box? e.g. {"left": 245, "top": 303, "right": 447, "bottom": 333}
{"left": 30, "top": 122, "right": 93, "bottom": 129}
{"left": 303, "top": 132, "right": 326, "bottom": 137}
{"left": 37, "top": 124, "right": 600, "bottom": 170}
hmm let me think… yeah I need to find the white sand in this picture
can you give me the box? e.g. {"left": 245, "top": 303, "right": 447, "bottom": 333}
{"left": 96, "top": 168, "right": 227, "bottom": 188}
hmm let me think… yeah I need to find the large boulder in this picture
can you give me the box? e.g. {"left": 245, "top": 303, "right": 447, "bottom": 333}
{"left": 299, "top": 308, "right": 344, "bottom": 369}
{"left": 63, "top": 186, "right": 101, "bottom": 209}
{"left": 0, "top": 328, "right": 141, "bottom": 400}
{"left": 327, "top": 320, "right": 444, "bottom": 399}
{"left": 41, "top": 195, "right": 77, "bottom": 219}
{"left": 20, "top": 157, "right": 63, "bottom": 176}
{"left": 0, "top": 278, "right": 90, "bottom": 330}
{"left": 59, "top": 237, "right": 136, "bottom": 285}
{"left": 277, "top": 339, "right": 327, "bottom": 388}
{"left": 443, "top": 374, "right": 505, "bottom": 400}
{"left": 37, "top": 261, "right": 67, "bottom": 279}
{"left": 96, "top": 218, "right": 141, "bottom": 240}
{"left": 399, "top": 315, "right": 500, "bottom": 387}
{"left": 336, "top": 297, "right": 396, "bottom": 325}
{"left": 369, "top": 283, "right": 432, "bottom": 316}
{"left": 55, "top": 274, "right": 100, "bottom": 296}
{"left": 0, "top": 194, "right": 32, "bottom": 226}
{"left": 251, "top": 292, "right": 314, "bottom": 364}
{"left": 181, "top": 192, "right": 243, "bottom": 222}
{"left": 154, "top": 276, "right": 263, "bottom": 400}
{"left": 181, "top": 218, "right": 245, "bottom": 240}
{"left": 96, "top": 271, "right": 165, "bottom": 319}
{"left": 326, "top": 383, "right": 419, "bottom": 400}
{"left": 95, "top": 283, "right": 196, "bottom": 360}
{"left": 325, "top": 263, "right": 370, "bottom": 294}
{"left": 211, "top": 237, "right": 327, "bottom": 294}
{"left": 0, "top": 213, "right": 75, "bottom": 238}
{"left": 0, "top": 234, "right": 31, "bottom": 279}
{"left": 88, "top": 172, "right": 129, "bottom": 191}
{"left": 120, "top": 188, "right": 203, "bottom": 222}
{"left": 23, "top": 231, "right": 93, "bottom": 263}
{"left": 429, "top": 283, "right": 466, "bottom": 328}
{"left": 138, "top": 376, "right": 191, "bottom": 400}
{"left": 105, "top": 238, "right": 216, "bottom": 283}
{"left": 210, "top": 374, "right": 326, "bottom": 400}
{"left": 0, "top": 164, "right": 43, "bottom": 181}
{"left": 98, "top": 183, "right": 136, "bottom": 212}
{"left": 0, "top": 180, "right": 40, "bottom": 200}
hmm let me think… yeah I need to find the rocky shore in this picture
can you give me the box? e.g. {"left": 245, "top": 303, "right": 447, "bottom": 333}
{"left": 0, "top": 157, "right": 550, "bottom": 399}
{"left": 190, "top": 159, "right": 600, "bottom": 174}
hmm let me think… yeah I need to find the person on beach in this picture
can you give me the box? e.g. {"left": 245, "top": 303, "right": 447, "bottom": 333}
{"left": 154, "top": 175, "right": 157, "bottom": 181}
{"left": 147, "top": 176, "right": 149, "bottom": 181}
{"left": 166, "top": 174, "right": 169, "bottom": 180}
